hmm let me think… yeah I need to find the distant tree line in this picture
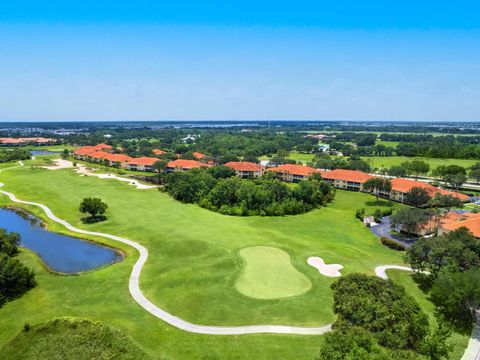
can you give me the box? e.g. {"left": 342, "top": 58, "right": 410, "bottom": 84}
{"left": 163, "top": 168, "right": 335, "bottom": 216}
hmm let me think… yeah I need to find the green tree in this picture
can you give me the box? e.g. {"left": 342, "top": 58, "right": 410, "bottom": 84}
{"left": 433, "top": 165, "right": 466, "bottom": 190}
{"left": 61, "top": 149, "right": 69, "bottom": 160}
{"left": 0, "top": 253, "right": 36, "bottom": 307}
{"left": 391, "top": 208, "right": 431, "bottom": 235}
{"left": 419, "top": 321, "right": 454, "bottom": 360}
{"left": 388, "top": 165, "right": 407, "bottom": 178}
{"left": 404, "top": 186, "right": 431, "bottom": 207}
{"left": 151, "top": 160, "right": 168, "bottom": 184}
{"left": 0, "top": 228, "right": 20, "bottom": 257}
{"left": 403, "top": 161, "right": 430, "bottom": 179}
{"left": 430, "top": 269, "right": 480, "bottom": 325}
{"left": 470, "top": 168, "right": 480, "bottom": 183}
{"left": 331, "top": 273, "right": 429, "bottom": 351}
{"left": 405, "top": 227, "right": 480, "bottom": 277}
{"left": 363, "top": 178, "right": 392, "bottom": 202}
{"left": 207, "top": 165, "right": 236, "bottom": 179}
{"left": 318, "top": 325, "right": 392, "bottom": 360}
{"left": 79, "top": 197, "right": 109, "bottom": 223}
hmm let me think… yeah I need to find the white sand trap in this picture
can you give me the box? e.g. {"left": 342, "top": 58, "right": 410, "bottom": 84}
{"left": 307, "top": 257, "right": 343, "bottom": 277}
{"left": 42, "top": 159, "right": 157, "bottom": 190}
{"left": 75, "top": 166, "right": 157, "bottom": 190}
{"left": 42, "top": 159, "right": 74, "bottom": 170}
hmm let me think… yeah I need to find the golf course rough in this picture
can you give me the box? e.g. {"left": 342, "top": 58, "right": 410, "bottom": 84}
{"left": 236, "top": 246, "right": 312, "bottom": 299}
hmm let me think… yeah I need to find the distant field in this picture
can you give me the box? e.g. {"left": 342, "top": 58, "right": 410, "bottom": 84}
{"left": 260, "top": 151, "right": 314, "bottom": 164}
{"left": 361, "top": 156, "right": 478, "bottom": 170}
{"left": 375, "top": 140, "right": 399, "bottom": 147}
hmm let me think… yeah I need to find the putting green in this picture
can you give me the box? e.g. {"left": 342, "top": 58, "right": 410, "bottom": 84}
{"left": 236, "top": 246, "right": 312, "bottom": 299}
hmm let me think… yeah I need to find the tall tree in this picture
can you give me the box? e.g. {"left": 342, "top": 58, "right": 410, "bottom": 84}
{"left": 79, "top": 198, "right": 109, "bottom": 223}
{"left": 404, "top": 186, "right": 431, "bottom": 207}
{"left": 363, "top": 178, "right": 392, "bottom": 202}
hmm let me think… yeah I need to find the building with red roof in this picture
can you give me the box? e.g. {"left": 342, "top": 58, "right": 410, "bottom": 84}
{"left": 0, "top": 137, "right": 57, "bottom": 146}
{"left": 321, "top": 169, "right": 373, "bottom": 191}
{"left": 192, "top": 152, "right": 207, "bottom": 160}
{"left": 166, "top": 159, "right": 211, "bottom": 172}
{"left": 152, "top": 149, "right": 166, "bottom": 155}
{"left": 268, "top": 164, "right": 322, "bottom": 183}
{"left": 126, "top": 157, "right": 159, "bottom": 171}
{"left": 439, "top": 212, "right": 480, "bottom": 238}
{"left": 390, "top": 178, "right": 469, "bottom": 203}
{"left": 224, "top": 161, "right": 265, "bottom": 178}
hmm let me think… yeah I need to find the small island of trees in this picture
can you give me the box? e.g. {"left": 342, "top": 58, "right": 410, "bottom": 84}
{"left": 162, "top": 167, "right": 335, "bottom": 216}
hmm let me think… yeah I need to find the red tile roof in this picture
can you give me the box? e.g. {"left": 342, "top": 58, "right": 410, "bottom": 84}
{"left": 442, "top": 215, "right": 480, "bottom": 238}
{"left": 224, "top": 161, "right": 265, "bottom": 172}
{"left": 128, "top": 157, "right": 159, "bottom": 166}
{"left": 321, "top": 169, "right": 373, "bottom": 183}
{"left": 89, "top": 151, "right": 112, "bottom": 160}
{"left": 91, "top": 143, "right": 112, "bottom": 151}
{"left": 192, "top": 152, "right": 207, "bottom": 159}
{"left": 153, "top": 149, "right": 166, "bottom": 155}
{"left": 0, "top": 137, "right": 56, "bottom": 144}
{"left": 167, "top": 159, "right": 210, "bottom": 169}
{"left": 268, "top": 164, "right": 321, "bottom": 177}
{"left": 108, "top": 154, "right": 132, "bottom": 163}
{"left": 391, "top": 178, "right": 469, "bottom": 201}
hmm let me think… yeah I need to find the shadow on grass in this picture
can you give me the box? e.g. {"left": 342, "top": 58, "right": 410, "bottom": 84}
{"left": 81, "top": 215, "right": 107, "bottom": 224}
{"left": 365, "top": 200, "right": 394, "bottom": 207}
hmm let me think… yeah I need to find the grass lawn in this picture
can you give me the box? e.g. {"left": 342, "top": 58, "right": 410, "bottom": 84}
{"left": 260, "top": 151, "right": 314, "bottom": 164}
{"left": 360, "top": 156, "right": 478, "bottom": 170}
{"left": 236, "top": 246, "right": 312, "bottom": 299}
{"left": 375, "top": 140, "right": 399, "bottom": 147}
{"left": 0, "top": 318, "right": 153, "bottom": 360}
{"left": 0, "top": 162, "right": 467, "bottom": 359}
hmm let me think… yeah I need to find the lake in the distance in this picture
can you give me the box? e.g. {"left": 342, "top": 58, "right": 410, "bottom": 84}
{"left": 30, "top": 150, "right": 60, "bottom": 156}
{"left": 0, "top": 208, "right": 122, "bottom": 273}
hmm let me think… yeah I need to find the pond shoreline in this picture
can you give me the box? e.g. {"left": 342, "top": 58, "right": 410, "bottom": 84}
{"left": 0, "top": 206, "right": 125, "bottom": 275}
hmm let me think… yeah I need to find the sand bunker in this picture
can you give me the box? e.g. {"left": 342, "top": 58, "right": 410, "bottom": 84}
{"left": 41, "top": 159, "right": 74, "bottom": 170}
{"left": 42, "top": 159, "right": 157, "bottom": 190}
{"left": 307, "top": 257, "right": 343, "bottom": 277}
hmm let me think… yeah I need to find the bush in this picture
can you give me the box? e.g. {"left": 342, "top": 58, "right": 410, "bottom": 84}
{"left": 380, "top": 237, "right": 406, "bottom": 251}
{"left": 356, "top": 208, "right": 365, "bottom": 220}
{"left": 331, "top": 274, "right": 429, "bottom": 351}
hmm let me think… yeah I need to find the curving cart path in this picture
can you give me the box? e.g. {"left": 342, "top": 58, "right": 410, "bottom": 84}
{"left": 0, "top": 163, "right": 478, "bottom": 356}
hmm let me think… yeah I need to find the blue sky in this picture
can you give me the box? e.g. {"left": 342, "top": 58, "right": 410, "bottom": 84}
{"left": 0, "top": 1, "right": 479, "bottom": 121}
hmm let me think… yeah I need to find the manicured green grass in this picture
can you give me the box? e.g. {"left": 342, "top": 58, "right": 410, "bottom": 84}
{"left": 361, "top": 156, "right": 478, "bottom": 170}
{"left": 236, "top": 246, "right": 312, "bottom": 299}
{"left": 0, "top": 163, "right": 466, "bottom": 359}
{"left": 0, "top": 317, "right": 153, "bottom": 360}
{"left": 288, "top": 151, "right": 314, "bottom": 164}
{"left": 375, "top": 140, "right": 399, "bottom": 147}
{"left": 260, "top": 151, "right": 314, "bottom": 164}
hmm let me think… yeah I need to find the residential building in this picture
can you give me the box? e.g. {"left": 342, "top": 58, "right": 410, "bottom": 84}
{"left": 127, "top": 157, "right": 159, "bottom": 172}
{"left": 268, "top": 164, "right": 321, "bottom": 182}
{"left": 224, "top": 161, "right": 265, "bottom": 178}
{"left": 192, "top": 152, "right": 207, "bottom": 160}
{"left": 389, "top": 178, "right": 469, "bottom": 203}
{"left": 322, "top": 169, "right": 373, "bottom": 191}
{"left": 166, "top": 159, "right": 210, "bottom": 172}
{"left": 152, "top": 149, "right": 166, "bottom": 155}
{"left": 0, "top": 137, "right": 58, "bottom": 146}
{"left": 439, "top": 211, "right": 480, "bottom": 238}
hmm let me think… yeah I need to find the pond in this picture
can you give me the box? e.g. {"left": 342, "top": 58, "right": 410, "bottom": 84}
{"left": 30, "top": 150, "right": 60, "bottom": 156}
{"left": 0, "top": 208, "right": 122, "bottom": 273}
